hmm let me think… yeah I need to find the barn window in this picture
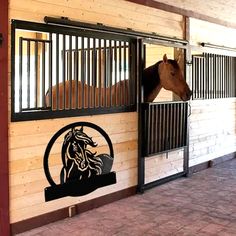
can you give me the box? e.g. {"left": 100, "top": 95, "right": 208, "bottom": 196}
{"left": 11, "top": 20, "right": 137, "bottom": 121}
{"left": 192, "top": 53, "right": 236, "bottom": 99}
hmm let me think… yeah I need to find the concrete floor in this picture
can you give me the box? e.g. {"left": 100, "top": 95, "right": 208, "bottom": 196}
{"left": 16, "top": 159, "right": 236, "bottom": 236}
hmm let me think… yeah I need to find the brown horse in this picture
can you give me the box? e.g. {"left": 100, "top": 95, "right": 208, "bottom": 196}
{"left": 46, "top": 54, "right": 191, "bottom": 109}
{"left": 143, "top": 54, "right": 192, "bottom": 102}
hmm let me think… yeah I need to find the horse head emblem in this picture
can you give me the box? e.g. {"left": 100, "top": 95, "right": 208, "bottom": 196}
{"left": 44, "top": 122, "right": 116, "bottom": 201}
{"left": 60, "top": 126, "right": 114, "bottom": 183}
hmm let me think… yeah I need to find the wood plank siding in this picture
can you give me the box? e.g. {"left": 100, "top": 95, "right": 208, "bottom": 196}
{"left": 9, "top": 0, "right": 184, "bottom": 223}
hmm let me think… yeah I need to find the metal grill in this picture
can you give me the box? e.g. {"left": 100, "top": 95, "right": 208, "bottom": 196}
{"left": 192, "top": 53, "right": 236, "bottom": 99}
{"left": 12, "top": 20, "right": 137, "bottom": 121}
{"left": 142, "top": 102, "right": 188, "bottom": 156}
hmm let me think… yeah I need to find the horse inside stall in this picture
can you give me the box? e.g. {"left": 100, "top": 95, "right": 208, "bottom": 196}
{"left": 46, "top": 54, "right": 191, "bottom": 109}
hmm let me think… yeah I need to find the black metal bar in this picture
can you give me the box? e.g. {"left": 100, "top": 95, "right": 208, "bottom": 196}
{"left": 69, "top": 35, "right": 73, "bottom": 109}
{"left": 224, "top": 55, "right": 227, "bottom": 98}
{"left": 49, "top": 33, "right": 53, "bottom": 108}
{"left": 62, "top": 34, "right": 66, "bottom": 109}
{"left": 123, "top": 42, "right": 127, "bottom": 105}
{"left": 93, "top": 38, "right": 96, "bottom": 108}
{"left": 98, "top": 38, "right": 102, "bottom": 107}
{"left": 119, "top": 41, "right": 122, "bottom": 106}
{"left": 169, "top": 103, "right": 173, "bottom": 149}
{"left": 145, "top": 105, "right": 151, "bottom": 155}
{"left": 34, "top": 41, "right": 38, "bottom": 108}
{"left": 81, "top": 36, "right": 85, "bottom": 108}
{"left": 204, "top": 53, "right": 208, "bottom": 99}
{"left": 87, "top": 38, "right": 90, "bottom": 108}
{"left": 154, "top": 105, "right": 158, "bottom": 153}
{"left": 104, "top": 40, "right": 107, "bottom": 107}
{"left": 75, "top": 36, "right": 79, "bottom": 108}
{"left": 20, "top": 37, "right": 51, "bottom": 43}
{"left": 109, "top": 40, "right": 113, "bottom": 107}
{"left": 42, "top": 42, "right": 46, "bottom": 107}
{"left": 27, "top": 40, "right": 31, "bottom": 108}
{"left": 114, "top": 40, "right": 117, "bottom": 106}
{"left": 19, "top": 37, "right": 23, "bottom": 112}
{"left": 56, "top": 33, "right": 59, "bottom": 109}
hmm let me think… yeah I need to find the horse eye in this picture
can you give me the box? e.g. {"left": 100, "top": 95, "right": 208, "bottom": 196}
{"left": 171, "top": 72, "right": 175, "bottom": 76}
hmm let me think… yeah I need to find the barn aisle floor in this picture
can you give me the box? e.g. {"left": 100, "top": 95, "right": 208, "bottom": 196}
{"left": 16, "top": 158, "right": 236, "bottom": 236}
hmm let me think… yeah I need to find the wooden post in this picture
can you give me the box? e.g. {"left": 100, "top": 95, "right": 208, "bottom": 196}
{"left": 0, "top": 0, "right": 10, "bottom": 235}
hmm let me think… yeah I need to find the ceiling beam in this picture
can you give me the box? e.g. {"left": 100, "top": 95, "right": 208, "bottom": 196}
{"left": 126, "top": 0, "right": 236, "bottom": 29}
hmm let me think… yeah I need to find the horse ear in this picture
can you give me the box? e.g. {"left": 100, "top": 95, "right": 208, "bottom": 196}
{"left": 80, "top": 126, "right": 84, "bottom": 132}
{"left": 163, "top": 54, "right": 168, "bottom": 64}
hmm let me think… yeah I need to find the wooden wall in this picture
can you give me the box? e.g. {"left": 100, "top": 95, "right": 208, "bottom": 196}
{"left": 189, "top": 18, "right": 236, "bottom": 167}
{"left": 9, "top": 0, "right": 184, "bottom": 223}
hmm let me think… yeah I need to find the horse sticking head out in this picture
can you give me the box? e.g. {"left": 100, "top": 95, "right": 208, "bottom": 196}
{"left": 143, "top": 54, "right": 192, "bottom": 102}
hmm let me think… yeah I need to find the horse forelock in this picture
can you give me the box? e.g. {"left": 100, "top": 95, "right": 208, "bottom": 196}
{"left": 167, "top": 59, "right": 180, "bottom": 70}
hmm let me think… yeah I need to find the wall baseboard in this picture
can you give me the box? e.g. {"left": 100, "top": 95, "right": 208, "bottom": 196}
{"left": 11, "top": 186, "right": 137, "bottom": 235}
{"left": 189, "top": 152, "right": 236, "bottom": 175}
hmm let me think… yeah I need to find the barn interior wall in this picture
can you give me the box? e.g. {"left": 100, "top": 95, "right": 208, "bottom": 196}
{"left": 189, "top": 18, "right": 236, "bottom": 167}
{"left": 9, "top": 0, "right": 184, "bottom": 223}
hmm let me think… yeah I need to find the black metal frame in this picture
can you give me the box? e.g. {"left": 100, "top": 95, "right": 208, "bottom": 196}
{"left": 192, "top": 52, "right": 236, "bottom": 100}
{"left": 137, "top": 38, "right": 189, "bottom": 193}
{"left": 11, "top": 20, "right": 138, "bottom": 121}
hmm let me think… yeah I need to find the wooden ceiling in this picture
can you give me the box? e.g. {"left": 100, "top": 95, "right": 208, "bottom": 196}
{"left": 126, "top": 0, "right": 236, "bottom": 28}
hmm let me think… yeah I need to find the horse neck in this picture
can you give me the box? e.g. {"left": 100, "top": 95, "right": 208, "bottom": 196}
{"left": 143, "top": 61, "right": 162, "bottom": 102}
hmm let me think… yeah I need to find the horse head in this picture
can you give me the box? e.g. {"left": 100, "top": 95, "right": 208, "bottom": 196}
{"left": 158, "top": 54, "right": 192, "bottom": 101}
{"left": 62, "top": 127, "right": 101, "bottom": 180}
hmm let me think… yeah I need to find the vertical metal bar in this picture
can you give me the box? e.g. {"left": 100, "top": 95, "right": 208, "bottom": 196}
{"left": 34, "top": 41, "right": 38, "bottom": 108}
{"left": 42, "top": 42, "right": 45, "bottom": 107}
{"left": 123, "top": 41, "right": 127, "bottom": 106}
{"left": 109, "top": 40, "right": 113, "bottom": 107}
{"left": 179, "top": 103, "right": 183, "bottom": 147}
{"left": 147, "top": 105, "right": 151, "bottom": 155}
{"left": 162, "top": 104, "right": 166, "bottom": 152}
{"left": 172, "top": 103, "right": 176, "bottom": 149}
{"left": 49, "top": 34, "right": 53, "bottom": 108}
{"left": 154, "top": 105, "right": 158, "bottom": 154}
{"left": 104, "top": 39, "right": 107, "bottom": 107}
{"left": 166, "top": 103, "right": 170, "bottom": 151}
{"left": 62, "top": 35, "right": 66, "bottom": 109}
{"left": 69, "top": 35, "right": 72, "bottom": 109}
{"left": 93, "top": 38, "right": 96, "bottom": 108}
{"left": 205, "top": 53, "right": 209, "bottom": 99}
{"left": 119, "top": 41, "right": 122, "bottom": 106}
{"left": 127, "top": 42, "right": 131, "bottom": 105}
{"left": 157, "top": 104, "right": 163, "bottom": 152}
{"left": 19, "top": 37, "right": 23, "bottom": 111}
{"left": 114, "top": 40, "right": 117, "bottom": 106}
{"left": 230, "top": 56, "right": 233, "bottom": 97}
{"left": 75, "top": 36, "right": 79, "bottom": 108}
{"left": 214, "top": 54, "right": 216, "bottom": 98}
{"left": 226, "top": 56, "right": 229, "bottom": 97}
{"left": 27, "top": 39, "right": 31, "bottom": 108}
{"left": 169, "top": 103, "right": 173, "bottom": 150}
{"left": 81, "top": 36, "right": 85, "bottom": 108}
{"left": 98, "top": 38, "right": 102, "bottom": 107}
{"left": 149, "top": 105, "right": 153, "bottom": 155}
{"left": 176, "top": 103, "right": 180, "bottom": 148}
{"left": 56, "top": 33, "right": 59, "bottom": 109}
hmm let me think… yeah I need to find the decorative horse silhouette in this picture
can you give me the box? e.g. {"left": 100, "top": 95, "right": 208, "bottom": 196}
{"left": 60, "top": 127, "right": 113, "bottom": 183}
{"left": 46, "top": 54, "right": 191, "bottom": 109}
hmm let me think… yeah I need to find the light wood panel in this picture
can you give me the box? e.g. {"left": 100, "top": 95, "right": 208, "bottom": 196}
{"left": 9, "top": 0, "right": 184, "bottom": 38}
{"left": 189, "top": 99, "right": 236, "bottom": 167}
